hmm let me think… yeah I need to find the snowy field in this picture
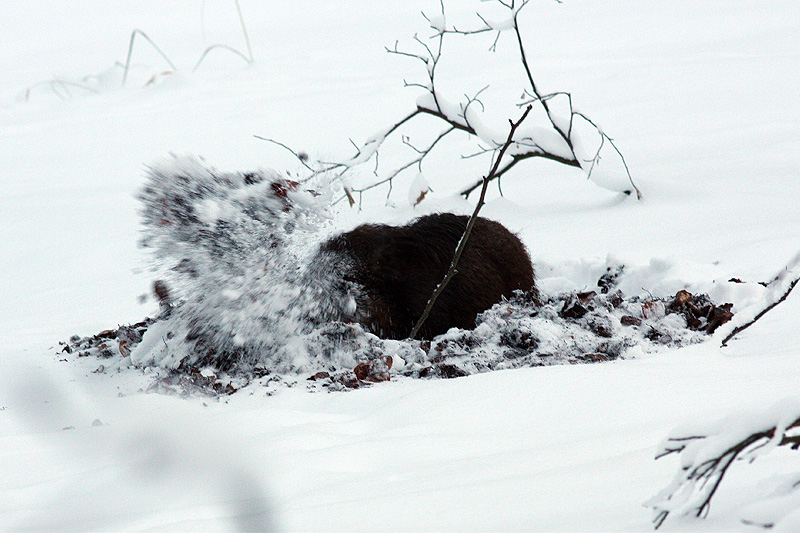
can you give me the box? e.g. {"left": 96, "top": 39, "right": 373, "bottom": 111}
{"left": 2, "top": 0, "right": 800, "bottom": 530}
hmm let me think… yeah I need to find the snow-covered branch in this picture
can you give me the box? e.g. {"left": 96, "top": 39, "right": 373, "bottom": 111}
{"left": 261, "top": 0, "right": 640, "bottom": 206}
{"left": 647, "top": 398, "right": 800, "bottom": 529}
{"left": 430, "top": 0, "right": 640, "bottom": 199}
{"left": 716, "top": 250, "right": 800, "bottom": 347}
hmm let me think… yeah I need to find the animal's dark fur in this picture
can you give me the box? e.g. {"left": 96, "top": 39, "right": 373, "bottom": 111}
{"left": 320, "top": 213, "right": 536, "bottom": 339}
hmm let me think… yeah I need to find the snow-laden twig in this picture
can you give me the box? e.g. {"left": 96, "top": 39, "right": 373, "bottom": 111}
{"left": 646, "top": 398, "right": 800, "bottom": 529}
{"left": 716, "top": 250, "right": 800, "bottom": 347}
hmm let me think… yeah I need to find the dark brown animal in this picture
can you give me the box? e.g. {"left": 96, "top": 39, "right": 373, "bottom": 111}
{"left": 319, "top": 213, "right": 536, "bottom": 339}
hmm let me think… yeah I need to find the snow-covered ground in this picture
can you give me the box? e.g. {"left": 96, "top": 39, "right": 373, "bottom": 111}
{"left": 2, "top": 0, "right": 799, "bottom": 530}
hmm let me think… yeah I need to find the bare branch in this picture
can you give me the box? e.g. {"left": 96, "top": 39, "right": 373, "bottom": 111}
{"left": 408, "top": 105, "right": 532, "bottom": 340}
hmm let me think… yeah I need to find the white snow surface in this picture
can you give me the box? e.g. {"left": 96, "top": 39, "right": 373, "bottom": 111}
{"left": 2, "top": 0, "right": 800, "bottom": 531}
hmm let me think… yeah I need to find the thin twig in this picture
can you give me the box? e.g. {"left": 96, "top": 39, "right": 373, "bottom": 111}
{"left": 233, "top": 0, "right": 254, "bottom": 63}
{"left": 511, "top": 9, "right": 571, "bottom": 151}
{"left": 193, "top": 44, "right": 252, "bottom": 72}
{"left": 408, "top": 105, "right": 532, "bottom": 339}
{"left": 351, "top": 126, "right": 455, "bottom": 195}
{"left": 573, "top": 111, "right": 641, "bottom": 199}
{"left": 122, "top": 29, "right": 177, "bottom": 86}
{"left": 253, "top": 136, "right": 315, "bottom": 172}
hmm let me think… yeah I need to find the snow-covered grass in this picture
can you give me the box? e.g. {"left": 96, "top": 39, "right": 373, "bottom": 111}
{"left": 2, "top": 0, "right": 799, "bottom": 530}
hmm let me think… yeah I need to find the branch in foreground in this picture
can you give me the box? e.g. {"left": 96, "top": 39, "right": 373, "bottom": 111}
{"left": 647, "top": 398, "right": 800, "bottom": 529}
{"left": 408, "top": 104, "right": 532, "bottom": 340}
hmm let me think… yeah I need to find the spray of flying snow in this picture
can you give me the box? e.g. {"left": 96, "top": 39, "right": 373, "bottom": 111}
{"left": 136, "top": 154, "right": 356, "bottom": 371}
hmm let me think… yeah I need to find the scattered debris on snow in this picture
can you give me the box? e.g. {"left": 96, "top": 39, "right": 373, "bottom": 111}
{"left": 61, "top": 275, "right": 735, "bottom": 396}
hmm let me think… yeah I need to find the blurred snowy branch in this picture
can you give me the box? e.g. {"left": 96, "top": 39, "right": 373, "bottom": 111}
{"left": 647, "top": 398, "right": 800, "bottom": 529}
{"left": 268, "top": 0, "right": 640, "bottom": 206}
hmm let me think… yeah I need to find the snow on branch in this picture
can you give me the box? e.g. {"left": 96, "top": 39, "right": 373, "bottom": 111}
{"left": 260, "top": 0, "right": 640, "bottom": 207}
{"left": 716, "top": 250, "right": 800, "bottom": 347}
{"left": 644, "top": 253, "right": 800, "bottom": 529}
{"left": 646, "top": 398, "right": 800, "bottom": 529}
{"left": 433, "top": 0, "right": 639, "bottom": 198}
